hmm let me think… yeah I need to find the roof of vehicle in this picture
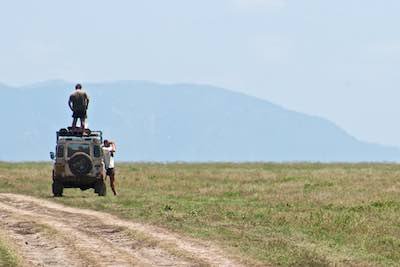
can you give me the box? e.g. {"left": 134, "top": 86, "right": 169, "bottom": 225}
{"left": 56, "top": 128, "right": 103, "bottom": 143}
{"left": 58, "top": 136, "right": 102, "bottom": 143}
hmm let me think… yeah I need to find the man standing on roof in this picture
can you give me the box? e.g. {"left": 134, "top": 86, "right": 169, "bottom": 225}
{"left": 68, "top": 83, "right": 89, "bottom": 133}
{"left": 102, "top": 139, "right": 117, "bottom": 196}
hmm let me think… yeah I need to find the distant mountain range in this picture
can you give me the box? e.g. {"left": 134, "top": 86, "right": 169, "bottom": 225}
{"left": 1, "top": 80, "right": 399, "bottom": 162}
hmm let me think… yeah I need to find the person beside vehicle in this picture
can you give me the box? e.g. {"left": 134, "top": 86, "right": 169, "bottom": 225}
{"left": 102, "top": 139, "right": 117, "bottom": 196}
{"left": 68, "top": 83, "right": 89, "bottom": 134}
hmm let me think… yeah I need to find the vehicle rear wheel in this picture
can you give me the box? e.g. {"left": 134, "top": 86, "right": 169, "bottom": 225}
{"left": 52, "top": 181, "right": 63, "bottom": 197}
{"left": 94, "top": 180, "right": 106, "bottom": 196}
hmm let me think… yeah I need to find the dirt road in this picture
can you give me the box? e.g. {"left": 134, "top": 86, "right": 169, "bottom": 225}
{"left": 0, "top": 193, "right": 242, "bottom": 267}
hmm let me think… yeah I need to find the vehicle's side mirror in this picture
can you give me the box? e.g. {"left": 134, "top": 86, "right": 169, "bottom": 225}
{"left": 50, "top": 152, "right": 55, "bottom": 160}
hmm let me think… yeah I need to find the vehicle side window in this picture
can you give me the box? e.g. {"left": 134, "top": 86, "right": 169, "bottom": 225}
{"left": 56, "top": 145, "right": 64, "bottom": 158}
{"left": 94, "top": 145, "right": 101, "bottom": 158}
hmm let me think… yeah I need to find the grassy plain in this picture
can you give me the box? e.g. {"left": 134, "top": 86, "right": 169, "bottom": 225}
{"left": 0, "top": 162, "right": 400, "bottom": 266}
{"left": 0, "top": 232, "right": 20, "bottom": 267}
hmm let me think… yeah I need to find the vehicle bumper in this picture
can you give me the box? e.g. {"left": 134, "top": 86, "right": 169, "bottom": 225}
{"left": 54, "top": 175, "right": 103, "bottom": 188}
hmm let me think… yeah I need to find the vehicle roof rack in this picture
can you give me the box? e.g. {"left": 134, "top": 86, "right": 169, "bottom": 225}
{"left": 57, "top": 127, "right": 103, "bottom": 142}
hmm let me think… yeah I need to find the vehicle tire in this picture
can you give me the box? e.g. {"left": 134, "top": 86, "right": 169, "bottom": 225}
{"left": 52, "top": 181, "right": 63, "bottom": 197}
{"left": 68, "top": 153, "right": 93, "bottom": 176}
{"left": 59, "top": 128, "right": 68, "bottom": 134}
{"left": 95, "top": 180, "right": 106, "bottom": 196}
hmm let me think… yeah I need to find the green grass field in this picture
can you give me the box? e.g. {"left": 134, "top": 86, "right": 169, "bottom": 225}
{"left": 0, "top": 233, "right": 20, "bottom": 267}
{"left": 1, "top": 162, "right": 400, "bottom": 266}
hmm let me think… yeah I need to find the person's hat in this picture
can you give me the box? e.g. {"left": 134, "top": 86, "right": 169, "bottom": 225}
{"left": 75, "top": 83, "right": 82, "bottom": 89}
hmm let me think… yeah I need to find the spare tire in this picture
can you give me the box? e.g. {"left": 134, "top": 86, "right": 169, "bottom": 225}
{"left": 68, "top": 152, "right": 93, "bottom": 176}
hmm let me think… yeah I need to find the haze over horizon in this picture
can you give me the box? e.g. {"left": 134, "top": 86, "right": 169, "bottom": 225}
{"left": 1, "top": 1, "right": 400, "bottom": 147}
{"left": 3, "top": 80, "right": 400, "bottom": 162}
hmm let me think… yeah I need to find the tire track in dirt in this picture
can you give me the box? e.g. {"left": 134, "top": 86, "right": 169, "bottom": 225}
{"left": 0, "top": 203, "right": 142, "bottom": 267}
{"left": 0, "top": 209, "right": 91, "bottom": 267}
{"left": 0, "top": 193, "right": 242, "bottom": 267}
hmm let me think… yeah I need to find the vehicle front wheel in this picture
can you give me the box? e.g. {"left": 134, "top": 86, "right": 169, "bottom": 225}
{"left": 52, "top": 181, "right": 63, "bottom": 197}
{"left": 94, "top": 180, "right": 106, "bottom": 196}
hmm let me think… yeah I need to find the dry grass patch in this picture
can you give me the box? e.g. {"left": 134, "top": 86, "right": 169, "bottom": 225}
{"left": 0, "top": 231, "right": 21, "bottom": 267}
{"left": 1, "top": 162, "right": 400, "bottom": 266}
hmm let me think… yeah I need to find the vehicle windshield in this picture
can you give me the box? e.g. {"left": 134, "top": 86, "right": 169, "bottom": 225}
{"left": 67, "top": 143, "right": 90, "bottom": 157}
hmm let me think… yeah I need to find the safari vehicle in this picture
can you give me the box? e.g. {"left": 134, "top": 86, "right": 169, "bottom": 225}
{"left": 50, "top": 128, "right": 106, "bottom": 197}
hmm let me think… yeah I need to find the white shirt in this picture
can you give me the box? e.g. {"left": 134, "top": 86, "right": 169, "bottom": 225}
{"left": 102, "top": 146, "right": 115, "bottom": 169}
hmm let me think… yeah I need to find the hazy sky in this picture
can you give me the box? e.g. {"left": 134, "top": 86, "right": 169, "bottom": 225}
{"left": 1, "top": 0, "right": 400, "bottom": 146}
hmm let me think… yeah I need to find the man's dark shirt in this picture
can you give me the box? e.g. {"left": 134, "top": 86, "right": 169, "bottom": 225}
{"left": 69, "top": 90, "right": 89, "bottom": 112}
